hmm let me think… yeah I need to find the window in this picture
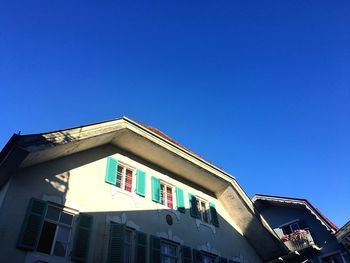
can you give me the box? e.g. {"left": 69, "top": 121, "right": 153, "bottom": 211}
{"left": 116, "top": 164, "right": 134, "bottom": 192}
{"left": 17, "top": 199, "right": 91, "bottom": 262}
{"left": 282, "top": 222, "right": 300, "bottom": 235}
{"left": 161, "top": 240, "right": 179, "bottom": 263}
{"left": 197, "top": 198, "right": 210, "bottom": 224}
{"left": 193, "top": 250, "right": 218, "bottom": 263}
{"left": 152, "top": 177, "right": 177, "bottom": 210}
{"left": 201, "top": 252, "right": 216, "bottom": 263}
{"left": 322, "top": 253, "right": 344, "bottom": 263}
{"left": 124, "top": 228, "right": 135, "bottom": 263}
{"left": 36, "top": 204, "right": 74, "bottom": 257}
{"left": 108, "top": 222, "right": 146, "bottom": 263}
{"left": 189, "top": 194, "right": 219, "bottom": 227}
{"left": 160, "top": 182, "right": 174, "bottom": 209}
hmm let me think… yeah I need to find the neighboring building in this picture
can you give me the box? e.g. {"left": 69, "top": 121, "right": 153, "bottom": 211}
{"left": 252, "top": 194, "right": 350, "bottom": 263}
{"left": 337, "top": 221, "right": 350, "bottom": 255}
{"left": 0, "top": 117, "right": 287, "bottom": 263}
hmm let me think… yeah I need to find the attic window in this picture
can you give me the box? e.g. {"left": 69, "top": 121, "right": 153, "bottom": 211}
{"left": 282, "top": 222, "right": 300, "bottom": 235}
{"left": 117, "top": 164, "right": 134, "bottom": 192}
{"left": 160, "top": 182, "right": 174, "bottom": 209}
{"left": 197, "top": 198, "right": 210, "bottom": 224}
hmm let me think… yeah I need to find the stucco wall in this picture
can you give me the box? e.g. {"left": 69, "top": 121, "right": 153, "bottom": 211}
{"left": 0, "top": 145, "right": 262, "bottom": 263}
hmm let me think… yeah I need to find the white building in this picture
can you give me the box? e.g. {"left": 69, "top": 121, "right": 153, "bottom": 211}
{"left": 0, "top": 117, "right": 286, "bottom": 263}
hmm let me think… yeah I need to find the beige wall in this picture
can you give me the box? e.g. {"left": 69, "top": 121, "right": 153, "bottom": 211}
{"left": 0, "top": 145, "right": 262, "bottom": 263}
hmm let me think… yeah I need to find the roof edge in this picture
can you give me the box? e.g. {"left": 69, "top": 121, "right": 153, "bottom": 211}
{"left": 252, "top": 194, "right": 339, "bottom": 232}
{"left": 1, "top": 117, "right": 236, "bottom": 183}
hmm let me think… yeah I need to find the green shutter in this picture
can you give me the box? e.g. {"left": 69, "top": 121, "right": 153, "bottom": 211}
{"left": 151, "top": 177, "right": 161, "bottom": 203}
{"left": 188, "top": 193, "right": 199, "bottom": 218}
{"left": 136, "top": 170, "right": 146, "bottom": 197}
{"left": 71, "top": 213, "right": 93, "bottom": 262}
{"left": 209, "top": 202, "right": 219, "bottom": 227}
{"left": 17, "top": 198, "right": 47, "bottom": 250}
{"left": 150, "top": 235, "right": 161, "bottom": 263}
{"left": 135, "top": 231, "right": 147, "bottom": 263}
{"left": 182, "top": 245, "right": 192, "bottom": 263}
{"left": 105, "top": 157, "right": 118, "bottom": 185}
{"left": 176, "top": 187, "right": 185, "bottom": 213}
{"left": 107, "top": 222, "right": 125, "bottom": 263}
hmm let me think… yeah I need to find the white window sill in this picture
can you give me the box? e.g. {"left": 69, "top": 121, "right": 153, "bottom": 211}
{"left": 110, "top": 185, "right": 141, "bottom": 205}
{"left": 110, "top": 185, "right": 135, "bottom": 197}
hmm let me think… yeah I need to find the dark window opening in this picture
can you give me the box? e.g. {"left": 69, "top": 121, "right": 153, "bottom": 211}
{"left": 37, "top": 222, "right": 57, "bottom": 254}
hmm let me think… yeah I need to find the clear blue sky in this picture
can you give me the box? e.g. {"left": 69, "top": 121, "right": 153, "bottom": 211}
{"left": 1, "top": 1, "right": 349, "bottom": 227}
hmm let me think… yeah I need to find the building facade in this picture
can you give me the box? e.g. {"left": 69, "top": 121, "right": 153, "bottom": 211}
{"left": 0, "top": 117, "right": 286, "bottom": 263}
{"left": 337, "top": 221, "right": 350, "bottom": 256}
{"left": 252, "top": 194, "right": 350, "bottom": 263}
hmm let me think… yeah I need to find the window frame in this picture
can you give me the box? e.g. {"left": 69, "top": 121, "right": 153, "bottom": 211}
{"left": 200, "top": 251, "right": 218, "bottom": 263}
{"left": 160, "top": 180, "right": 175, "bottom": 209}
{"left": 116, "top": 162, "right": 136, "bottom": 193}
{"left": 36, "top": 202, "right": 77, "bottom": 258}
{"left": 160, "top": 238, "right": 180, "bottom": 263}
{"left": 124, "top": 227, "right": 136, "bottom": 263}
{"left": 281, "top": 221, "right": 300, "bottom": 235}
{"left": 196, "top": 196, "right": 211, "bottom": 224}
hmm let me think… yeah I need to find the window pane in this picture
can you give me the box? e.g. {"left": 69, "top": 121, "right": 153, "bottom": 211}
{"left": 126, "top": 229, "right": 133, "bottom": 243}
{"left": 59, "top": 212, "right": 73, "bottom": 225}
{"left": 290, "top": 223, "right": 300, "bottom": 232}
{"left": 56, "top": 226, "right": 70, "bottom": 242}
{"left": 166, "top": 187, "right": 173, "bottom": 209}
{"left": 46, "top": 206, "right": 60, "bottom": 221}
{"left": 53, "top": 241, "right": 67, "bottom": 257}
{"left": 203, "top": 211, "right": 209, "bottom": 223}
{"left": 117, "top": 166, "right": 123, "bottom": 188}
{"left": 282, "top": 226, "right": 292, "bottom": 235}
{"left": 201, "top": 202, "right": 209, "bottom": 223}
{"left": 125, "top": 230, "right": 133, "bottom": 263}
{"left": 125, "top": 169, "right": 133, "bottom": 192}
{"left": 125, "top": 243, "right": 132, "bottom": 263}
{"left": 160, "top": 184, "right": 165, "bottom": 205}
{"left": 161, "top": 243, "right": 177, "bottom": 256}
{"left": 37, "top": 222, "right": 57, "bottom": 254}
{"left": 202, "top": 254, "right": 215, "bottom": 263}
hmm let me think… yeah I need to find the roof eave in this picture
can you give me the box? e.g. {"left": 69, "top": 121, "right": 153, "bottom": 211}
{"left": 252, "top": 194, "right": 338, "bottom": 233}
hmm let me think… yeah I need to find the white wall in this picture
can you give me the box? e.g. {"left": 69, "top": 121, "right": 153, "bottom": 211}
{"left": 0, "top": 145, "right": 262, "bottom": 263}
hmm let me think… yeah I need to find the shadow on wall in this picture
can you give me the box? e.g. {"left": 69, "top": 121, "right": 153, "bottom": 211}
{"left": 14, "top": 145, "right": 117, "bottom": 206}
{"left": 2, "top": 136, "right": 287, "bottom": 263}
{"left": 17, "top": 206, "right": 255, "bottom": 263}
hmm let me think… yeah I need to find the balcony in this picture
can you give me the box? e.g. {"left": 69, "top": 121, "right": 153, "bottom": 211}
{"left": 280, "top": 229, "right": 315, "bottom": 252}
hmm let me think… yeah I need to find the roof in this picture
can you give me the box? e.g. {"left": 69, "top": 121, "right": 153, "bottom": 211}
{"left": 252, "top": 194, "right": 339, "bottom": 233}
{"left": 135, "top": 120, "right": 220, "bottom": 168}
{"left": 337, "top": 220, "right": 350, "bottom": 239}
